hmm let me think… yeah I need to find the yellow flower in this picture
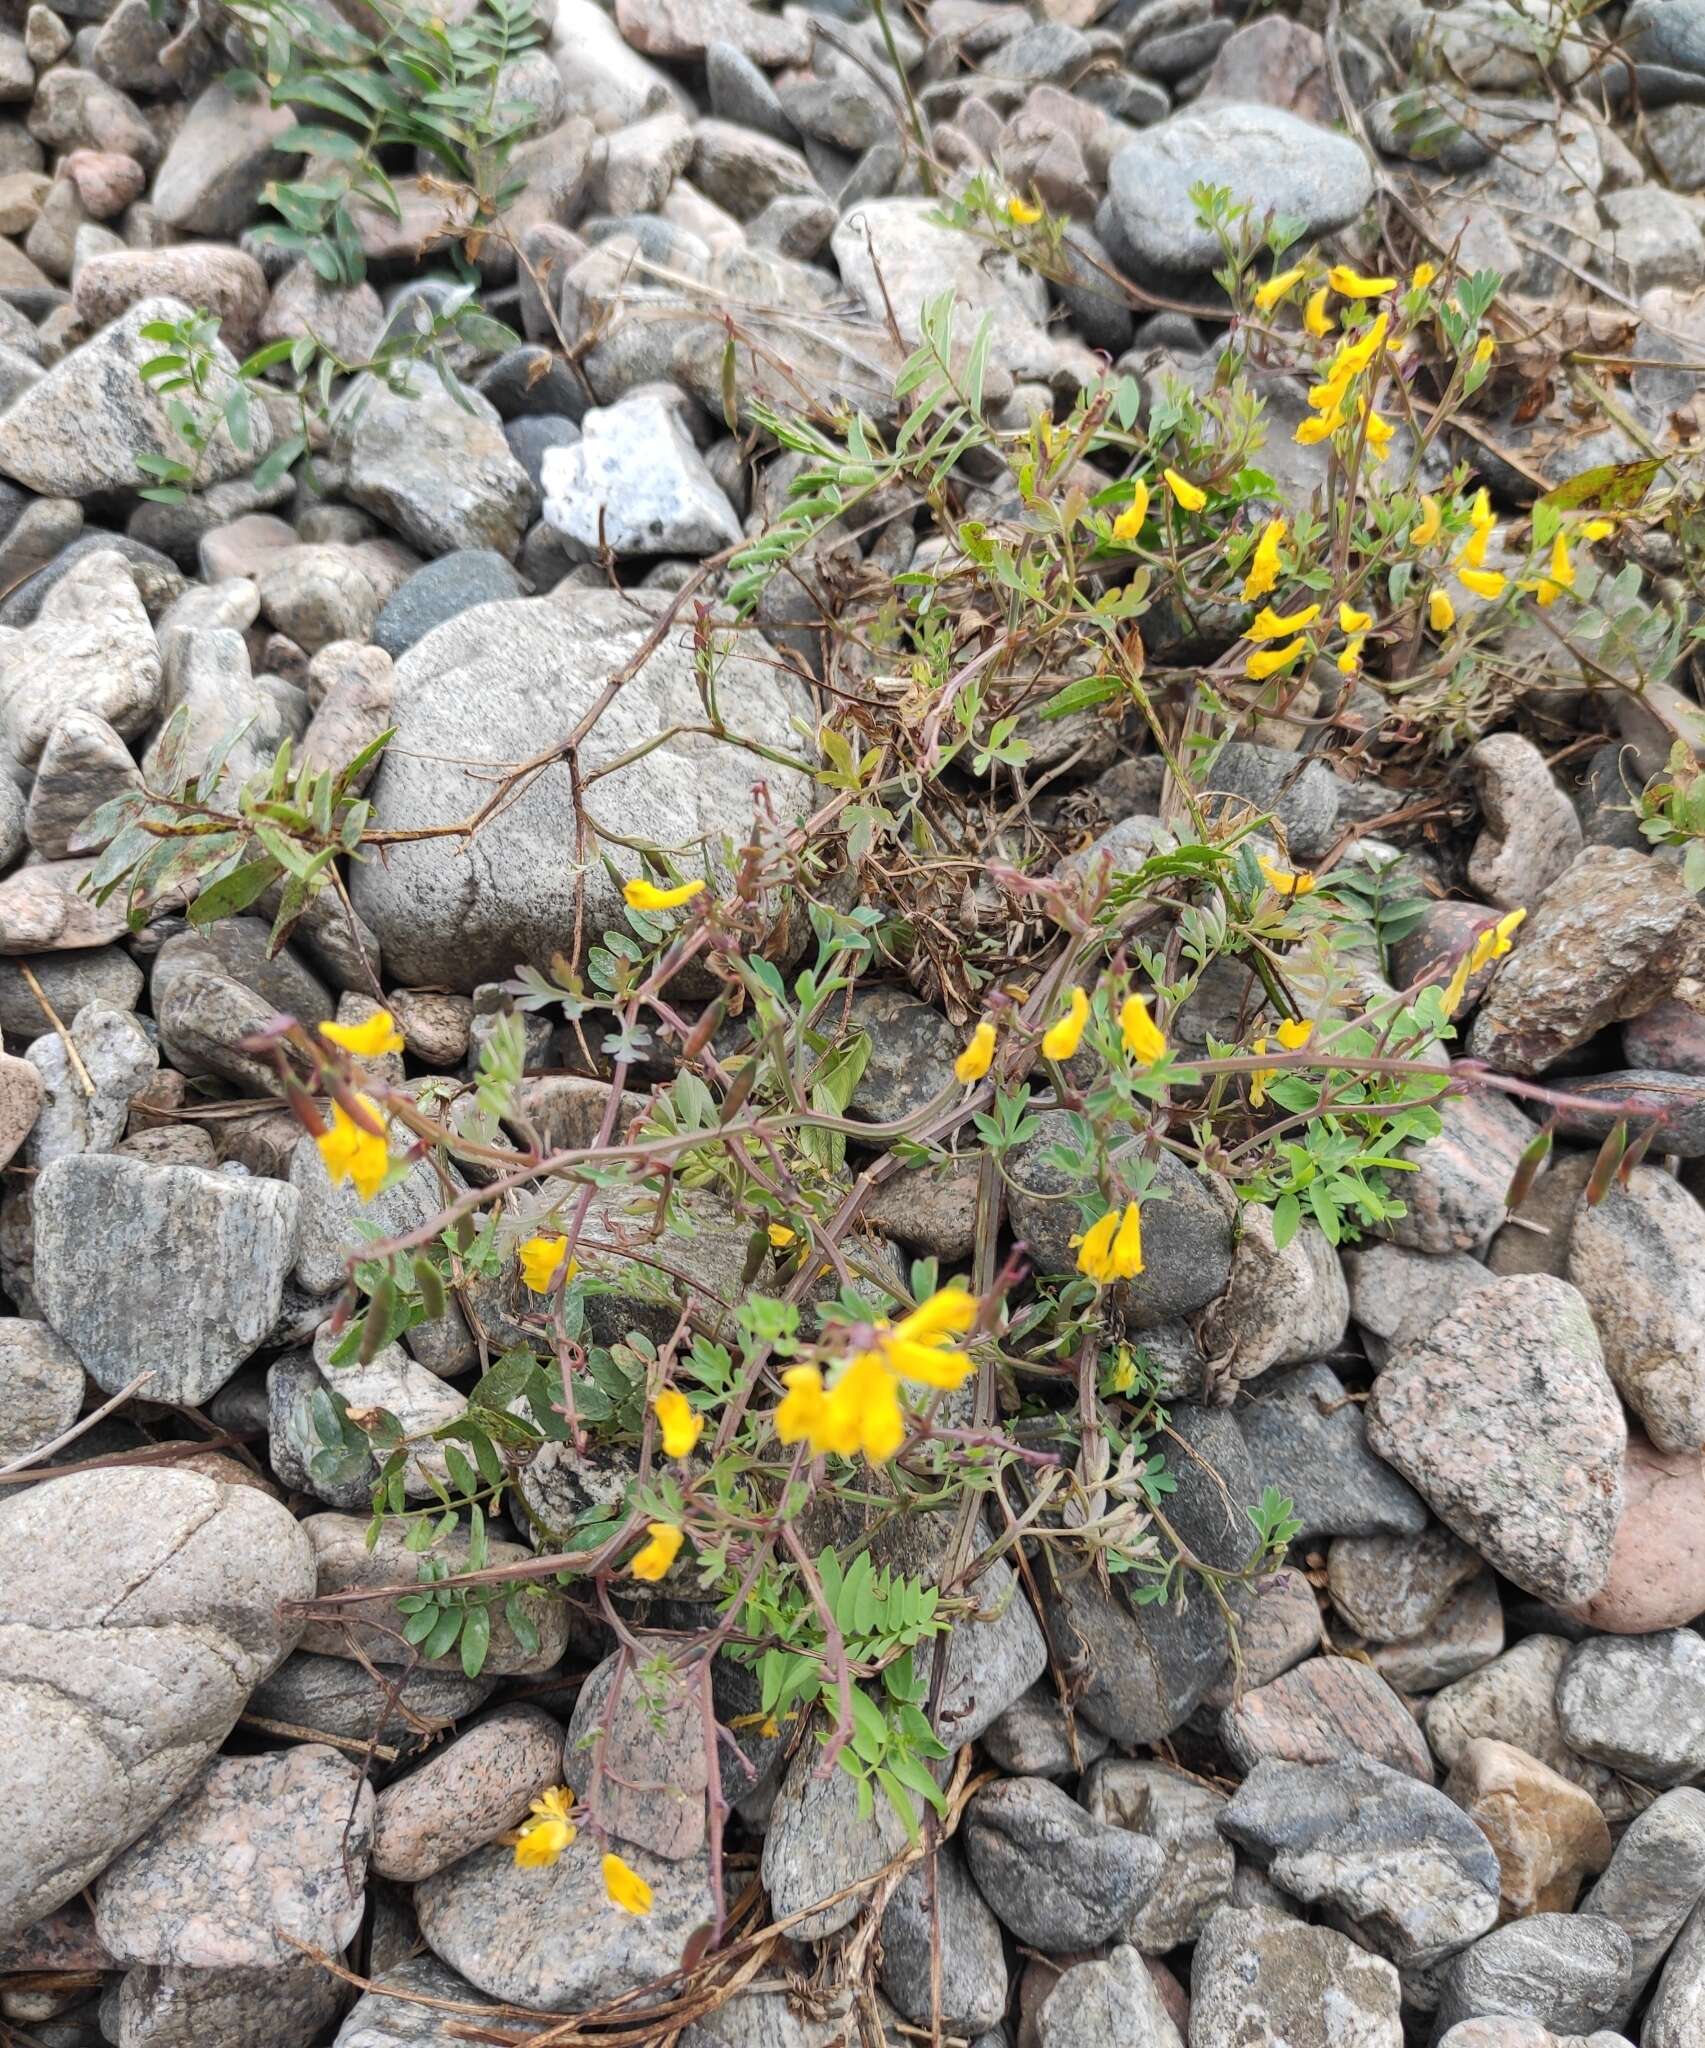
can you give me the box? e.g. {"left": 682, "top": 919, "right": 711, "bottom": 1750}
{"left": 513, "top": 1786, "right": 576, "bottom": 1870}
{"left": 1119, "top": 993, "right": 1166, "bottom": 1066}
{"left": 1111, "top": 479, "right": 1149, "bottom": 542}
{"left": 1440, "top": 953, "right": 1473, "bottom": 1019}
{"left": 1295, "top": 409, "right": 1343, "bottom": 446}
{"left": 1334, "top": 311, "right": 1389, "bottom": 377}
{"left": 630, "top": 1523, "right": 683, "bottom": 1582}
{"left": 875, "top": 1286, "right": 977, "bottom": 1392}
{"left": 1074, "top": 1201, "right": 1143, "bottom": 1286}
{"left": 1107, "top": 1345, "right": 1137, "bottom": 1395}
{"left": 1428, "top": 588, "right": 1456, "bottom": 632}
{"left": 1338, "top": 602, "right": 1372, "bottom": 632}
{"left": 653, "top": 1389, "right": 701, "bottom": 1460}
{"left": 816, "top": 1351, "right": 907, "bottom": 1462}
{"left": 773, "top": 1364, "right": 828, "bottom": 1447}
{"left": 1246, "top": 637, "right": 1307, "bottom": 681}
{"left": 1328, "top": 265, "right": 1395, "bottom": 297}
{"left": 1307, "top": 371, "right": 1352, "bottom": 413}
{"left": 1248, "top": 602, "right": 1321, "bottom": 641}
{"left": 1249, "top": 1037, "right": 1275, "bottom": 1108}
{"left": 1472, "top": 333, "right": 1494, "bottom": 371}
{"left": 316, "top": 1094, "right": 391, "bottom": 1202}
{"left": 1545, "top": 528, "right": 1575, "bottom": 593}
{"left": 767, "top": 1222, "right": 796, "bottom": 1248}
{"left": 624, "top": 875, "right": 705, "bottom": 912}
{"left": 1275, "top": 1016, "right": 1314, "bottom": 1050}
{"left": 1303, "top": 285, "right": 1333, "bottom": 337}
{"left": 1042, "top": 985, "right": 1090, "bottom": 1060}
{"left": 1582, "top": 518, "right": 1614, "bottom": 541}
{"left": 1241, "top": 516, "right": 1286, "bottom": 602}
{"left": 1259, "top": 857, "right": 1315, "bottom": 897}
{"left": 1458, "top": 487, "right": 1497, "bottom": 567}
{"left": 1360, "top": 408, "right": 1395, "bottom": 462}
{"left": 1253, "top": 263, "right": 1307, "bottom": 312}
{"left": 1470, "top": 906, "right": 1526, "bottom": 970}
{"left": 1163, "top": 468, "right": 1207, "bottom": 512}
{"left": 1457, "top": 567, "right": 1507, "bottom": 600}
{"left": 1410, "top": 261, "right": 1437, "bottom": 290}
{"left": 1337, "top": 635, "right": 1365, "bottom": 675}
{"left": 602, "top": 1852, "right": 653, "bottom": 1916}
{"left": 1005, "top": 195, "right": 1042, "bottom": 226}
{"left": 518, "top": 1234, "right": 576, "bottom": 1294}
{"left": 321, "top": 1009, "right": 404, "bottom": 1058}
{"left": 954, "top": 1019, "right": 997, "bottom": 1084}
{"left": 1410, "top": 494, "right": 1442, "bottom": 547}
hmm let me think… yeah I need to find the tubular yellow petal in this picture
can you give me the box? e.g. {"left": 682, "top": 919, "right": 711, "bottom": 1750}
{"left": 1110, "top": 1201, "right": 1144, "bottom": 1279}
{"left": 1245, "top": 637, "right": 1307, "bottom": 681}
{"left": 1042, "top": 984, "right": 1090, "bottom": 1061}
{"left": 1410, "top": 494, "right": 1442, "bottom": 547}
{"left": 1253, "top": 262, "right": 1307, "bottom": 313}
{"left": 629, "top": 1523, "right": 683, "bottom": 1582}
{"left": 1241, "top": 515, "right": 1286, "bottom": 602}
{"left": 954, "top": 1019, "right": 997, "bottom": 1084}
{"left": 1119, "top": 993, "right": 1166, "bottom": 1066}
{"left": 1074, "top": 1206, "right": 1122, "bottom": 1286}
{"left": 1258, "top": 857, "right": 1316, "bottom": 897}
{"left": 624, "top": 876, "right": 706, "bottom": 912}
{"left": 321, "top": 1009, "right": 404, "bottom": 1058}
{"left": 1457, "top": 567, "right": 1507, "bottom": 600}
{"left": 518, "top": 1235, "right": 574, "bottom": 1294}
{"left": 653, "top": 1389, "right": 702, "bottom": 1460}
{"left": 602, "top": 1853, "right": 653, "bottom": 1915}
{"left": 1303, "top": 285, "right": 1333, "bottom": 337}
{"left": 1275, "top": 1016, "right": 1314, "bottom": 1050}
{"left": 1338, "top": 602, "right": 1372, "bottom": 632}
{"left": 1248, "top": 602, "right": 1321, "bottom": 641}
{"left": 1428, "top": 589, "right": 1456, "bottom": 632}
{"left": 1328, "top": 265, "right": 1396, "bottom": 297}
{"left": 1163, "top": 468, "right": 1207, "bottom": 512}
{"left": 893, "top": 1284, "right": 977, "bottom": 1347}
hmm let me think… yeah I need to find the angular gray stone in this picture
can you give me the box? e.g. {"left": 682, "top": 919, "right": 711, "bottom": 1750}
{"left": 1580, "top": 1788, "right": 1705, "bottom": 2012}
{"left": 0, "top": 948, "right": 142, "bottom": 1041}
{"left": 1081, "top": 1758, "right": 1233, "bottom": 1951}
{"left": 350, "top": 588, "right": 814, "bottom": 993}
{"left": 1385, "top": 1091, "right": 1534, "bottom": 1257}
{"left": 25, "top": 707, "right": 143, "bottom": 858}
{"left": 981, "top": 1683, "right": 1111, "bottom": 1778}
{"left": 337, "top": 369, "right": 532, "bottom": 562}
{"left": 1365, "top": 1275, "right": 1626, "bottom": 1607}
{"left": 111, "top": 1954, "right": 342, "bottom": 2048}
{"left": 24, "top": 1001, "right": 156, "bottom": 1165}
{"left": 541, "top": 391, "right": 742, "bottom": 556}
{"left": 1567, "top": 1167, "right": 1705, "bottom": 1454}
{"left": 33, "top": 1154, "right": 300, "bottom": 1403}
{"left": 935, "top": 1546, "right": 1048, "bottom": 1750}
{"left": 1646, "top": 1892, "right": 1705, "bottom": 2048}
{"left": 1220, "top": 1657, "right": 1435, "bottom": 1782}
{"left": 1468, "top": 732, "right": 1584, "bottom": 910}
{"left": 0, "top": 545, "right": 160, "bottom": 784}
{"left": 247, "top": 1651, "right": 496, "bottom": 1754}
{"left": 151, "top": 80, "right": 302, "bottom": 238}
{"left": 1189, "top": 1904, "right": 1404, "bottom": 2048}
{"left": 962, "top": 1774, "right": 1163, "bottom": 1950}
{"left": 759, "top": 1730, "right": 908, "bottom": 1940}
{"left": 878, "top": 1839, "right": 1007, "bottom": 2036}
{"left": 1556, "top": 1632, "right": 1705, "bottom": 1789}
{"left": 0, "top": 1318, "right": 83, "bottom": 1465}
{"left": 151, "top": 919, "right": 333, "bottom": 1093}
{"left": 1239, "top": 1360, "right": 1427, "bottom": 1542}
{"left": 1037, "top": 1943, "right": 1183, "bottom": 2048}
{"left": 1434, "top": 1915, "right": 1633, "bottom": 2039}
{"left": 1219, "top": 1757, "right": 1502, "bottom": 1967}
{"left": 417, "top": 1830, "right": 714, "bottom": 2012}
{"left": 1104, "top": 103, "right": 1373, "bottom": 277}
{"left": 372, "top": 551, "right": 523, "bottom": 659}
{"left": 0, "top": 297, "right": 271, "bottom": 497}
{"left": 332, "top": 1957, "right": 495, "bottom": 2048}
{"left": 1198, "top": 1207, "right": 1349, "bottom": 1386}
{"left": 565, "top": 1645, "right": 706, "bottom": 1861}
{"left": 1329, "top": 1524, "right": 1485, "bottom": 1644}
{"left": 0, "top": 1468, "right": 313, "bottom": 1939}
{"left": 94, "top": 1745, "right": 374, "bottom": 1968}
{"left": 372, "top": 1704, "right": 566, "bottom": 1883}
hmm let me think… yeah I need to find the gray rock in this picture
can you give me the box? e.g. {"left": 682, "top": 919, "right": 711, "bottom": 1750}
{"left": 1426, "top": 1635, "right": 1640, "bottom": 1826}
{"left": 0, "top": 297, "right": 270, "bottom": 496}
{"left": 350, "top": 587, "right": 814, "bottom": 992}
{"left": 1626, "top": 0, "right": 1705, "bottom": 75}
{"left": 72, "top": 245, "right": 269, "bottom": 351}
{"left": 268, "top": 1349, "right": 370, "bottom": 1512}
{"left": 151, "top": 79, "right": 302, "bottom": 237}
{"left": 1200, "top": 739, "right": 1343, "bottom": 860}
{"left": 1468, "top": 733, "right": 1584, "bottom": 910}
{"left": 0, "top": 530, "right": 184, "bottom": 628}
{"left": 1082, "top": 1758, "right": 1233, "bottom": 1950}
{"left": 1220, "top": 1757, "right": 1501, "bottom": 1966}
{"left": 982, "top": 1683, "right": 1110, "bottom": 1778}
{"left": 34, "top": 1154, "right": 300, "bottom": 1403}
{"left": 0, "top": 545, "right": 160, "bottom": 784}
{"left": 1386, "top": 1090, "right": 1534, "bottom": 1258}
{"left": 373, "top": 550, "right": 524, "bottom": 658}
{"left": 565, "top": 1645, "right": 705, "bottom": 1861}
{"left": 1556, "top": 1633, "right": 1705, "bottom": 1789}
{"left": 24, "top": 1000, "right": 156, "bottom": 1163}
{"left": 417, "top": 1831, "right": 714, "bottom": 2011}
{"left": 1568, "top": 1167, "right": 1705, "bottom": 1454}
{"left": 28, "top": 67, "right": 156, "bottom": 165}
{"left": 1198, "top": 1207, "right": 1349, "bottom": 1387}
{"left": 1365, "top": 1275, "right": 1625, "bottom": 1607}
{"left": 111, "top": 1955, "right": 342, "bottom": 2048}
{"left": 1467, "top": 849, "right": 1705, "bottom": 1077}
{"left": 247, "top": 1651, "right": 496, "bottom": 1753}
{"left": 0, "top": 1041, "right": 39, "bottom": 1165}
{"left": 844, "top": 986, "right": 960, "bottom": 1125}
{"left": 331, "top": 1957, "right": 496, "bottom": 2048}
{"left": 1434, "top": 1915, "right": 1633, "bottom": 2038}
{"left": 963, "top": 1774, "right": 1164, "bottom": 1949}
{"left": 0, "top": 1318, "right": 82, "bottom": 1465}
{"left": 1239, "top": 1360, "right": 1428, "bottom": 1542}
{"left": 1647, "top": 1892, "right": 1705, "bottom": 2047}
{"left": 1343, "top": 1244, "right": 1497, "bottom": 1359}
{"left": 503, "top": 414, "right": 579, "bottom": 495}
{"left": 151, "top": 920, "right": 333, "bottom": 1093}
{"left": 0, "top": 948, "right": 141, "bottom": 1041}
{"left": 0, "top": 858, "right": 132, "bottom": 953}
{"left": 94, "top": 1745, "right": 373, "bottom": 1968}
{"left": 254, "top": 545, "right": 380, "bottom": 654}
{"left": 337, "top": 368, "right": 532, "bottom": 562}
{"left": 758, "top": 1727, "right": 909, "bottom": 1939}
{"left": 1363, "top": 1573, "right": 1505, "bottom": 1694}
{"left": 372, "top": 1704, "right": 565, "bottom": 1883}
{"left": 1580, "top": 1788, "right": 1705, "bottom": 2012}
{"left": 705, "top": 40, "right": 795, "bottom": 142}
{"left": 1037, "top": 1943, "right": 1183, "bottom": 2048}
{"left": 0, "top": 1467, "right": 313, "bottom": 1939}
{"left": 691, "top": 117, "right": 818, "bottom": 217}
{"left": 878, "top": 1840, "right": 1008, "bottom": 2035}
{"left": 1202, "top": 1566, "right": 1323, "bottom": 1710}
{"left": 935, "top": 1546, "right": 1048, "bottom": 1749}
{"left": 312, "top": 1331, "right": 467, "bottom": 1500}
{"left": 541, "top": 391, "right": 742, "bottom": 557}
{"left": 1189, "top": 1904, "right": 1404, "bottom": 2047}
{"left": 25, "top": 707, "right": 143, "bottom": 858}
{"left": 1105, "top": 102, "right": 1372, "bottom": 281}
{"left": 1220, "top": 1657, "right": 1435, "bottom": 1781}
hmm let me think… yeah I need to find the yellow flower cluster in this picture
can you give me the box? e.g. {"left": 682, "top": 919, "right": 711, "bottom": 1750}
{"left": 772, "top": 1286, "right": 977, "bottom": 1465}
{"left": 321, "top": 1008, "right": 404, "bottom": 1058}
{"left": 518, "top": 1234, "right": 576, "bottom": 1294}
{"left": 1297, "top": 310, "right": 1389, "bottom": 449}
{"left": 513, "top": 1786, "right": 576, "bottom": 1869}
{"left": 1440, "top": 908, "right": 1526, "bottom": 1017}
{"left": 1075, "top": 1201, "right": 1143, "bottom": 1285}
{"left": 316, "top": 1094, "right": 392, "bottom": 1202}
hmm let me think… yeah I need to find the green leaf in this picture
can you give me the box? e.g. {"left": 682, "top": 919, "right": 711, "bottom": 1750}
{"left": 187, "top": 855, "right": 280, "bottom": 926}
{"left": 459, "top": 1602, "right": 491, "bottom": 1677}
{"left": 422, "top": 1605, "right": 463, "bottom": 1660}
